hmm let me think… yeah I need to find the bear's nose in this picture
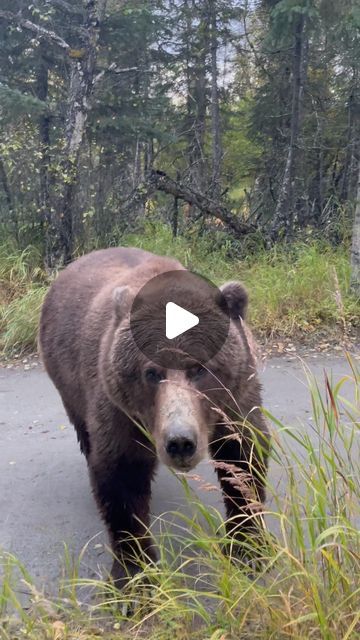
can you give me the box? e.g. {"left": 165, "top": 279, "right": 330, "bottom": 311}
{"left": 165, "top": 431, "right": 197, "bottom": 460}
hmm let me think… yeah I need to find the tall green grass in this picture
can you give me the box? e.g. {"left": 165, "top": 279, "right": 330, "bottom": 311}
{"left": 1, "top": 358, "right": 359, "bottom": 639}
{"left": 0, "top": 243, "right": 46, "bottom": 297}
{"left": 123, "top": 223, "right": 359, "bottom": 337}
{"left": 0, "top": 227, "right": 359, "bottom": 356}
{"left": 0, "top": 243, "right": 48, "bottom": 356}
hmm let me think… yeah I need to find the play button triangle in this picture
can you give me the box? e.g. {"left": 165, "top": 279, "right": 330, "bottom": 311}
{"left": 129, "top": 269, "right": 231, "bottom": 370}
{"left": 166, "top": 302, "right": 199, "bottom": 340}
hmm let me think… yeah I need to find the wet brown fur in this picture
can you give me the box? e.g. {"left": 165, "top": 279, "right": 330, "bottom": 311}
{"left": 39, "top": 247, "right": 270, "bottom": 587}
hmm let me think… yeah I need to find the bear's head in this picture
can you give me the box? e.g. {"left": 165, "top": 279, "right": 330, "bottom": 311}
{"left": 100, "top": 279, "right": 258, "bottom": 472}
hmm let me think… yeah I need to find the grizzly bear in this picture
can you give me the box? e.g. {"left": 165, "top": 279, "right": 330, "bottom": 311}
{"left": 39, "top": 247, "right": 270, "bottom": 588}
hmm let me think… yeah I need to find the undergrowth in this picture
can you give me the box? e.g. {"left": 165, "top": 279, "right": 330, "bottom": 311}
{"left": 0, "top": 225, "right": 359, "bottom": 356}
{"left": 0, "top": 357, "right": 359, "bottom": 639}
{"left": 0, "top": 243, "right": 48, "bottom": 355}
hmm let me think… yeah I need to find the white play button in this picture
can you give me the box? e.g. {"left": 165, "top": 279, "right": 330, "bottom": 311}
{"left": 166, "top": 302, "right": 199, "bottom": 340}
{"left": 130, "top": 270, "right": 231, "bottom": 369}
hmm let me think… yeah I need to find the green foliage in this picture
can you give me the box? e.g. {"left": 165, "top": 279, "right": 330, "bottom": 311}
{"left": 1, "top": 234, "right": 358, "bottom": 356}
{"left": 0, "top": 243, "right": 45, "bottom": 292}
{"left": 242, "top": 243, "right": 360, "bottom": 336}
{"left": 248, "top": 0, "right": 359, "bottom": 230}
{"left": 1, "top": 285, "right": 47, "bottom": 356}
{"left": 0, "top": 243, "right": 49, "bottom": 356}
{"left": 0, "top": 0, "right": 358, "bottom": 253}
{"left": 271, "top": 0, "right": 319, "bottom": 34}
{"left": 122, "top": 224, "right": 359, "bottom": 337}
{"left": 0, "top": 85, "right": 47, "bottom": 123}
{"left": 1, "top": 359, "right": 359, "bottom": 638}
{"left": 222, "top": 99, "right": 263, "bottom": 200}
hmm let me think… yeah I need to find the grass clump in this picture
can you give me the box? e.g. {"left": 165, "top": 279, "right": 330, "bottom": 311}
{"left": 242, "top": 243, "right": 359, "bottom": 337}
{"left": 1, "top": 286, "right": 48, "bottom": 356}
{"left": 0, "top": 243, "right": 46, "bottom": 298}
{"left": 1, "top": 358, "right": 359, "bottom": 638}
{"left": 0, "top": 243, "right": 48, "bottom": 357}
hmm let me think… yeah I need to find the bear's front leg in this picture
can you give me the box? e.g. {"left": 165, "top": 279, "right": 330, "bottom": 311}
{"left": 89, "top": 455, "right": 157, "bottom": 589}
{"left": 210, "top": 422, "right": 269, "bottom": 562}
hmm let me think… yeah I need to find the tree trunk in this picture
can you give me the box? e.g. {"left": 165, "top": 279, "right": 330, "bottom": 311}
{"left": 340, "top": 70, "right": 358, "bottom": 204}
{"left": 270, "top": 14, "right": 307, "bottom": 241}
{"left": 35, "top": 42, "right": 53, "bottom": 267}
{"left": 58, "top": 1, "right": 107, "bottom": 265}
{"left": 184, "top": 0, "right": 208, "bottom": 193}
{"left": 318, "top": 142, "right": 324, "bottom": 220}
{"left": 0, "top": 156, "right": 13, "bottom": 213}
{"left": 210, "top": 2, "right": 222, "bottom": 198}
{"left": 0, "top": 155, "right": 16, "bottom": 238}
{"left": 350, "top": 163, "right": 360, "bottom": 296}
{"left": 133, "top": 137, "right": 143, "bottom": 188}
{"left": 172, "top": 196, "right": 179, "bottom": 238}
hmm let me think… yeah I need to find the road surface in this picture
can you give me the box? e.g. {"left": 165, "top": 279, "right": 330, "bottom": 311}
{"left": 0, "top": 354, "right": 357, "bottom": 595}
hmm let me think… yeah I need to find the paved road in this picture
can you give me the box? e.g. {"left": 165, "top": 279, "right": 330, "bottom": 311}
{"left": 0, "top": 354, "right": 357, "bottom": 594}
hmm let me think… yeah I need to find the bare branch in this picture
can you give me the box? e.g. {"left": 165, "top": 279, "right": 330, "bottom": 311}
{"left": 0, "top": 10, "right": 69, "bottom": 50}
{"left": 94, "top": 64, "right": 141, "bottom": 85}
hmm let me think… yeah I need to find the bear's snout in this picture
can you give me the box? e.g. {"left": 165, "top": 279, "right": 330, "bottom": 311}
{"left": 165, "top": 424, "right": 198, "bottom": 468}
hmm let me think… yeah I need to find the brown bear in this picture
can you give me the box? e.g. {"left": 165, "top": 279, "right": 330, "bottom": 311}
{"left": 39, "top": 247, "right": 270, "bottom": 588}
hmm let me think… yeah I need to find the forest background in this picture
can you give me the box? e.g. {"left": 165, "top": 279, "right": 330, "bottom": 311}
{"left": 0, "top": 0, "right": 359, "bottom": 354}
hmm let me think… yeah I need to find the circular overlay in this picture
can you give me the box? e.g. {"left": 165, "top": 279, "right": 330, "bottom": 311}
{"left": 130, "top": 270, "right": 230, "bottom": 370}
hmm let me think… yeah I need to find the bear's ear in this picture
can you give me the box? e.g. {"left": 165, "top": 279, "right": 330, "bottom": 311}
{"left": 219, "top": 281, "right": 248, "bottom": 320}
{"left": 112, "top": 286, "right": 132, "bottom": 319}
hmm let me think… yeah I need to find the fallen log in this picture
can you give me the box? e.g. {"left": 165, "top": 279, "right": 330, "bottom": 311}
{"left": 148, "top": 170, "right": 257, "bottom": 236}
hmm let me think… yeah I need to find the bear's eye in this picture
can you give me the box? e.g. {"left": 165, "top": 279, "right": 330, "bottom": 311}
{"left": 145, "top": 368, "right": 164, "bottom": 384}
{"left": 188, "top": 365, "right": 207, "bottom": 381}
